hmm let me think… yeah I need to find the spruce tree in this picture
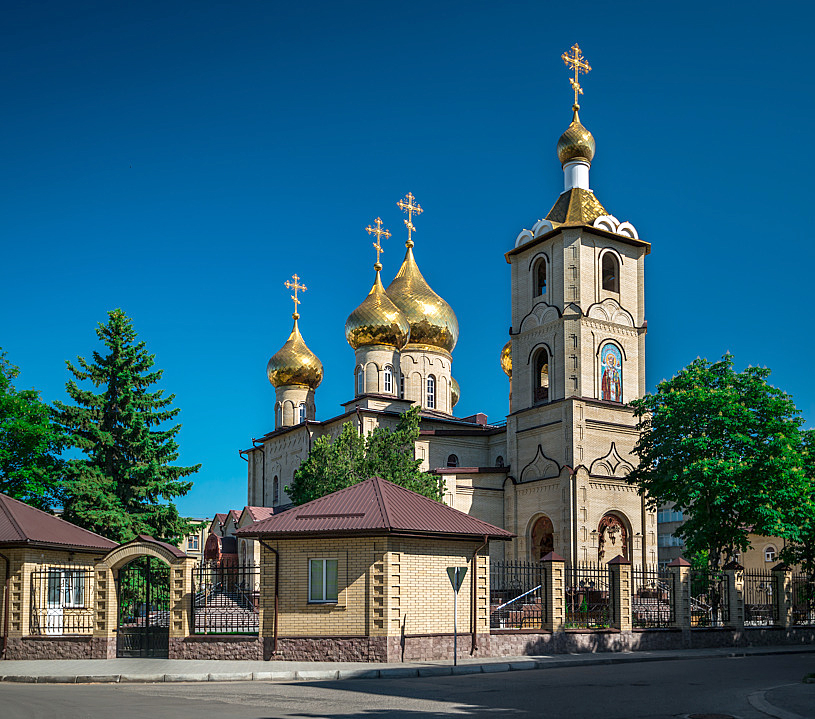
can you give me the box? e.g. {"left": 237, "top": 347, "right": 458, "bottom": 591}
{"left": 53, "top": 309, "right": 199, "bottom": 542}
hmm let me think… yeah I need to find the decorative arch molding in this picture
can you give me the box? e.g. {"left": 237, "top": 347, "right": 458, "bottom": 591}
{"left": 527, "top": 513, "right": 555, "bottom": 562}
{"left": 520, "top": 445, "right": 561, "bottom": 482}
{"left": 532, "top": 218, "right": 555, "bottom": 238}
{"left": 593, "top": 215, "right": 639, "bottom": 240}
{"left": 594, "top": 338, "right": 627, "bottom": 361}
{"left": 589, "top": 442, "right": 634, "bottom": 478}
{"left": 515, "top": 229, "right": 534, "bottom": 247}
{"left": 102, "top": 534, "right": 187, "bottom": 571}
{"left": 526, "top": 341, "right": 555, "bottom": 367}
{"left": 520, "top": 302, "right": 561, "bottom": 332}
{"left": 597, "top": 510, "right": 633, "bottom": 562}
{"left": 527, "top": 250, "right": 551, "bottom": 272}
{"left": 586, "top": 298, "right": 635, "bottom": 327}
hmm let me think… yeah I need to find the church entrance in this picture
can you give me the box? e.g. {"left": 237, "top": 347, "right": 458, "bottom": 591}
{"left": 597, "top": 513, "right": 629, "bottom": 562}
{"left": 530, "top": 515, "right": 554, "bottom": 562}
{"left": 116, "top": 556, "right": 171, "bottom": 658}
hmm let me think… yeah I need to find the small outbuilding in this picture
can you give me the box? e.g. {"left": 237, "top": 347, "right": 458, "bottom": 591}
{"left": 237, "top": 476, "right": 514, "bottom": 662}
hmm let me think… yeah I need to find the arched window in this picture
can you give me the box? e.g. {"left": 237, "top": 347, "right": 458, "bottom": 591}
{"left": 447, "top": 454, "right": 459, "bottom": 468}
{"left": 298, "top": 402, "right": 307, "bottom": 424}
{"left": 764, "top": 545, "right": 777, "bottom": 562}
{"left": 273, "top": 475, "right": 279, "bottom": 505}
{"left": 534, "top": 258, "right": 547, "bottom": 296}
{"left": 599, "top": 342, "right": 623, "bottom": 402}
{"left": 356, "top": 368, "right": 364, "bottom": 395}
{"left": 400, "top": 372, "right": 405, "bottom": 399}
{"left": 427, "top": 375, "right": 436, "bottom": 409}
{"left": 384, "top": 365, "right": 393, "bottom": 394}
{"left": 534, "top": 349, "right": 549, "bottom": 402}
{"left": 495, "top": 456, "right": 504, "bottom": 468}
{"left": 274, "top": 403, "right": 281, "bottom": 427}
{"left": 602, "top": 252, "right": 620, "bottom": 292}
{"left": 530, "top": 516, "right": 554, "bottom": 562}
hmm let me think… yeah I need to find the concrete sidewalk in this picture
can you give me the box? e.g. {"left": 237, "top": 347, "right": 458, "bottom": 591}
{"left": 1, "top": 645, "right": 813, "bottom": 684}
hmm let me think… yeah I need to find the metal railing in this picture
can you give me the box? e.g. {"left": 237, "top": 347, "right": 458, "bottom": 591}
{"left": 690, "top": 569, "right": 730, "bottom": 627}
{"left": 791, "top": 573, "right": 815, "bottom": 626}
{"left": 632, "top": 565, "right": 674, "bottom": 628}
{"left": 489, "top": 560, "right": 545, "bottom": 629}
{"left": 743, "top": 570, "right": 778, "bottom": 626}
{"left": 565, "top": 563, "right": 611, "bottom": 629}
{"left": 192, "top": 562, "right": 261, "bottom": 634}
{"left": 30, "top": 566, "right": 95, "bottom": 636}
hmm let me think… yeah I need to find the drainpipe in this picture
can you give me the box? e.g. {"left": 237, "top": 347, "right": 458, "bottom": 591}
{"left": 257, "top": 539, "right": 279, "bottom": 656}
{"left": 470, "top": 535, "right": 488, "bottom": 653}
{"left": 253, "top": 439, "right": 266, "bottom": 506}
{"left": 0, "top": 551, "right": 10, "bottom": 659}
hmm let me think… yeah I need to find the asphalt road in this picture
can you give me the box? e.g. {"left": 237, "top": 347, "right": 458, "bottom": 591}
{"left": 0, "top": 653, "right": 813, "bottom": 719}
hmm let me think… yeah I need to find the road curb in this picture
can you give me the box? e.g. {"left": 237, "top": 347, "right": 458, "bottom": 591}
{"left": 2, "top": 646, "right": 813, "bottom": 685}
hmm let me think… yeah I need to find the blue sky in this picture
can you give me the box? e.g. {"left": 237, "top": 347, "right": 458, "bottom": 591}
{"left": 2, "top": 1, "right": 813, "bottom": 519}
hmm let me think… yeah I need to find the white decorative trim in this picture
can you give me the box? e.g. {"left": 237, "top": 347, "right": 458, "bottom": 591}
{"left": 587, "top": 298, "right": 635, "bottom": 327}
{"left": 532, "top": 219, "right": 554, "bottom": 238}
{"left": 520, "top": 445, "right": 560, "bottom": 482}
{"left": 515, "top": 229, "right": 534, "bottom": 247}
{"left": 520, "top": 301, "right": 560, "bottom": 332}
{"left": 593, "top": 215, "right": 639, "bottom": 240}
{"left": 589, "top": 442, "right": 634, "bottom": 478}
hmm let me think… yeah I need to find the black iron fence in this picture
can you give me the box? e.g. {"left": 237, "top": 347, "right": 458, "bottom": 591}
{"left": 791, "top": 573, "right": 815, "bottom": 626}
{"left": 30, "top": 566, "right": 95, "bottom": 636}
{"left": 690, "top": 569, "right": 730, "bottom": 627}
{"left": 565, "top": 563, "right": 611, "bottom": 629}
{"left": 743, "top": 570, "right": 778, "bottom": 626}
{"left": 489, "top": 560, "right": 545, "bottom": 629}
{"left": 632, "top": 565, "right": 674, "bottom": 628}
{"left": 192, "top": 562, "right": 260, "bottom": 634}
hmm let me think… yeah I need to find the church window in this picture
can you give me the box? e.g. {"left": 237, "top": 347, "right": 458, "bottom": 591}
{"left": 599, "top": 343, "right": 623, "bottom": 402}
{"left": 530, "top": 515, "right": 554, "bottom": 562}
{"left": 602, "top": 252, "right": 620, "bottom": 292}
{"left": 496, "top": 456, "right": 504, "bottom": 467}
{"left": 534, "top": 349, "right": 550, "bottom": 403}
{"left": 356, "top": 368, "right": 364, "bottom": 395}
{"left": 298, "top": 402, "right": 307, "bottom": 423}
{"left": 273, "top": 475, "right": 279, "bottom": 505}
{"left": 427, "top": 376, "right": 436, "bottom": 409}
{"left": 384, "top": 365, "right": 393, "bottom": 394}
{"left": 274, "top": 403, "right": 281, "bottom": 427}
{"left": 534, "top": 257, "right": 547, "bottom": 296}
{"left": 400, "top": 372, "right": 405, "bottom": 399}
{"left": 764, "top": 545, "right": 777, "bottom": 562}
{"left": 447, "top": 454, "right": 459, "bottom": 468}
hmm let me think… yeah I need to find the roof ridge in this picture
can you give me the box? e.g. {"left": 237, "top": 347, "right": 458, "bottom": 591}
{"left": 0, "top": 495, "right": 26, "bottom": 541}
{"left": 370, "top": 477, "right": 393, "bottom": 530}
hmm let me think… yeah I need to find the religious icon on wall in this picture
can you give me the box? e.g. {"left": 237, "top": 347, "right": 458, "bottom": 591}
{"left": 600, "top": 343, "right": 622, "bottom": 402}
{"left": 598, "top": 513, "right": 628, "bottom": 562}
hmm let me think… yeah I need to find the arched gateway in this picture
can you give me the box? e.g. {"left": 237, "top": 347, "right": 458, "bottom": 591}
{"left": 100, "top": 535, "right": 189, "bottom": 658}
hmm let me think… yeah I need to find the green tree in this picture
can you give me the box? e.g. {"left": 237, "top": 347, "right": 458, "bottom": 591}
{"left": 287, "top": 405, "right": 442, "bottom": 505}
{"left": 780, "top": 428, "right": 815, "bottom": 579}
{"left": 53, "top": 309, "right": 199, "bottom": 542}
{"left": 0, "top": 350, "right": 64, "bottom": 509}
{"left": 627, "top": 354, "right": 807, "bottom": 571}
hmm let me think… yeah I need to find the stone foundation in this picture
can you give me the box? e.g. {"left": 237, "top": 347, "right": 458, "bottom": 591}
{"left": 264, "top": 637, "right": 388, "bottom": 662}
{"left": 169, "top": 636, "right": 262, "bottom": 660}
{"left": 387, "top": 633, "right": 492, "bottom": 662}
{"left": 4, "top": 636, "right": 114, "bottom": 660}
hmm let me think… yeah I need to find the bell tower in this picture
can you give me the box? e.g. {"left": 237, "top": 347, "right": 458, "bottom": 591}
{"left": 502, "top": 45, "right": 656, "bottom": 566}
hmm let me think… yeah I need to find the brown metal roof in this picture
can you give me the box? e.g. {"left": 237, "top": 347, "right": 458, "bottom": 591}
{"left": 0, "top": 493, "right": 117, "bottom": 552}
{"left": 236, "top": 477, "right": 514, "bottom": 540}
{"left": 120, "top": 534, "right": 187, "bottom": 559}
{"left": 243, "top": 506, "right": 275, "bottom": 522}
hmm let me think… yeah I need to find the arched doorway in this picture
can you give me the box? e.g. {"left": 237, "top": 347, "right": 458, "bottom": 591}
{"left": 530, "top": 515, "right": 554, "bottom": 562}
{"left": 598, "top": 513, "right": 629, "bottom": 562}
{"left": 117, "top": 556, "right": 171, "bottom": 658}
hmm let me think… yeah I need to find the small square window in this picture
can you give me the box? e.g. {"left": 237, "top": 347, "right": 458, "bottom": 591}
{"left": 309, "top": 558, "right": 338, "bottom": 603}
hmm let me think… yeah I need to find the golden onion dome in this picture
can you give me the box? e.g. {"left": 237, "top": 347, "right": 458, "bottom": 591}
{"left": 500, "top": 340, "right": 512, "bottom": 378}
{"left": 451, "top": 377, "right": 460, "bottom": 408}
{"left": 266, "top": 315, "right": 323, "bottom": 389}
{"left": 386, "top": 245, "right": 459, "bottom": 353}
{"left": 345, "top": 267, "right": 410, "bottom": 350}
{"left": 556, "top": 106, "right": 595, "bottom": 165}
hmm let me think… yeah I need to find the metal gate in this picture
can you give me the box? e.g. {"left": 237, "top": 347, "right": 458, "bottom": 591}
{"left": 116, "top": 557, "right": 171, "bottom": 658}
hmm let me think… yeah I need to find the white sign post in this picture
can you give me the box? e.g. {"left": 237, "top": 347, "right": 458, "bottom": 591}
{"left": 446, "top": 566, "right": 467, "bottom": 666}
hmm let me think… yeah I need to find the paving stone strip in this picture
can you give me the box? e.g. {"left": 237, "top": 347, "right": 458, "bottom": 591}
{"left": 1, "top": 646, "right": 813, "bottom": 684}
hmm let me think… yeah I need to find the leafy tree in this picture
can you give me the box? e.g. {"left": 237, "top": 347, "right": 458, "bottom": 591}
{"left": 0, "top": 350, "right": 64, "bottom": 509}
{"left": 53, "top": 309, "right": 199, "bottom": 543}
{"left": 627, "top": 354, "right": 807, "bottom": 571}
{"left": 287, "top": 405, "right": 442, "bottom": 505}
{"left": 780, "top": 429, "right": 815, "bottom": 579}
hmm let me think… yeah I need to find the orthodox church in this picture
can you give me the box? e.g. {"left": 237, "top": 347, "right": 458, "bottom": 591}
{"left": 242, "top": 46, "right": 657, "bottom": 565}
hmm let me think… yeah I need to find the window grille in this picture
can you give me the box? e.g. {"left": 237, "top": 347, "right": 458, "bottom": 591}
{"left": 298, "top": 402, "right": 306, "bottom": 423}
{"left": 30, "top": 566, "right": 95, "bottom": 635}
{"left": 384, "top": 365, "right": 393, "bottom": 394}
{"left": 426, "top": 376, "right": 435, "bottom": 409}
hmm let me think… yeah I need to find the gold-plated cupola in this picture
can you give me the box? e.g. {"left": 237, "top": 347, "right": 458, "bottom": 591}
{"left": 557, "top": 106, "right": 596, "bottom": 165}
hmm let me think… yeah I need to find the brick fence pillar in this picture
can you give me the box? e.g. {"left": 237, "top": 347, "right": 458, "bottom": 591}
{"left": 722, "top": 561, "right": 744, "bottom": 629}
{"left": 668, "top": 557, "right": 691, "bottom": 631}
{"left": 608, "top": 556, "right": 632, "bottom": 631}
{"left": 169, "top": 558, "right": 195, "bottom": 642}
{"left": 92, "top": 563, "right": 116, "bottom": 658}
{"left": 772, "top": 563, "right": 792, "bottom": 628}
{"left": 541, "top": 552, "right": 566, "bottom": 633}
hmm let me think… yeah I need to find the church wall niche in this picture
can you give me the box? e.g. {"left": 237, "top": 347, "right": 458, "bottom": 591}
{"left": 596, "top": 511, "right": 632, "bottom": 563}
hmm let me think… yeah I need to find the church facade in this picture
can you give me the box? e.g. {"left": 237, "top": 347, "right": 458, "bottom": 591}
{"left": 243, "top": 55, "right": 656, "bottom": 566}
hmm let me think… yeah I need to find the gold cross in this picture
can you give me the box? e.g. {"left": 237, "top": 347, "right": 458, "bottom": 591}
{"left": 396, "top": 192, "right": 423, "bottom": 247}
{"left": 365, "top": 217, "right": 391, "bottom": 267}
{"left": 284, "top": 273, "right": 307, "bottom": 317}
{"left": 562, "top": 43, "right": 591, "bottom": 107}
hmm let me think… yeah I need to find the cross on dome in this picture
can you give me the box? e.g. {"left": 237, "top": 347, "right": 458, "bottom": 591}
{"left": 365, "top": 217, "right": 391, "bottom": 269}
{"left": 284, "top": 273, "right": 307, "bottom": 319}
{"left": 562, "top": 43, "right": 592, "bottom": 108}
{"left": 396, "top": 192, "right": 423, "bottom": 248}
